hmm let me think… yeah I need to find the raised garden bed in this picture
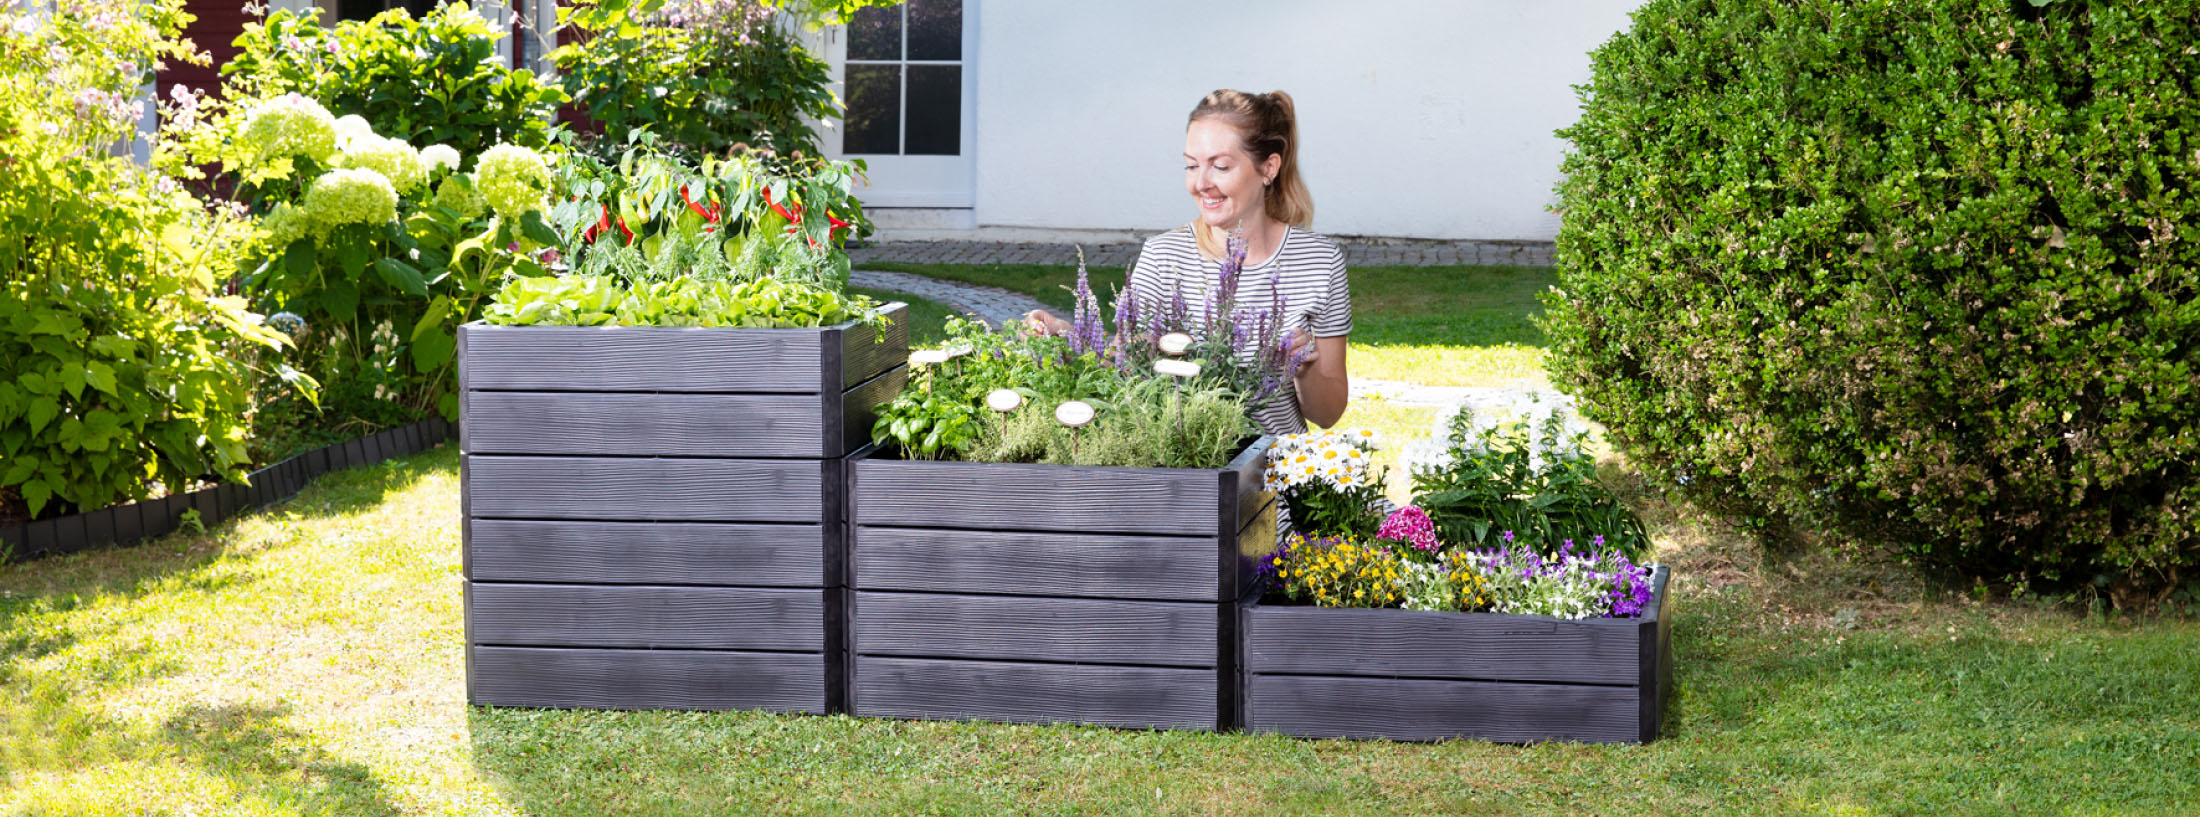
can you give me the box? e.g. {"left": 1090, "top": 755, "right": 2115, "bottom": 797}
{"left": 1240, "top": 565, "right": 1672, "bottom": 743}
{"left": 458, "top": 304, "right": 909, "bottom": 714}
{"left": 844, "top": 436, "right": 1276, "bottom": 731}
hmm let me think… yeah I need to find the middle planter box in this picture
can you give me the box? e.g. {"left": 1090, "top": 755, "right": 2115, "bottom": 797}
{"left": 845, "top": 437, "right": 1276, "bottom": 731}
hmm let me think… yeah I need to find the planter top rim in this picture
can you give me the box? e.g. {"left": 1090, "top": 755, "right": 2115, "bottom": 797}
{"left": 850, "top": 434, "right": 1276, "bottom": 478}
{"left": 1250, "top": 565, "right": 1671, "bottom": 625}
{"left": 460, "top": 300, "right": 908, "bottom": 334}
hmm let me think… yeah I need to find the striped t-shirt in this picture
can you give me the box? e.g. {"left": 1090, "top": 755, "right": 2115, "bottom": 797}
{"left": 1125, "top": 225, "right": 1353, "bottom": 436}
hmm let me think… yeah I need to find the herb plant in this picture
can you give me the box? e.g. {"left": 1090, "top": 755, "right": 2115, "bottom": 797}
{"left": 1409, "top": 405, "right": 1650, "bottom": 560}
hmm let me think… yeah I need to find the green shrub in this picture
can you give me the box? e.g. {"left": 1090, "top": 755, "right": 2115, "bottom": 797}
{"left": 1546, "top": 0, "right": 2200, "bottom": 599}
{"left": 551, "top": 0, "right": 840, "bottom": 157}
{"left": 1, "top": 0, "right": 311, "bottom": 520}
{"left": 225, "top": 3, "right": 567, "bottom": 157}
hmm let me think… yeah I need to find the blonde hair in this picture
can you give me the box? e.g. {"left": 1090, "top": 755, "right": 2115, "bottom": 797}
{"left": 1187, "top": 88, "right": 1313, "bottom": 259}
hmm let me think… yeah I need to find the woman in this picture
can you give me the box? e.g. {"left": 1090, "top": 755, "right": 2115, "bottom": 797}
{"left": 1028, "top": 88, "right": 1351, "bottom": 436}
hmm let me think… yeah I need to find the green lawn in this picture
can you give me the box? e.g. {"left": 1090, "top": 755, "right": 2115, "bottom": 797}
{"left": 860, "top": 262, "right": 1558, "bottom": 388}
{"left": 4, "top": 446, "right": 2197, "bottom": 814}
{"left": 849, "top": 287, "right": 961, "bottom": 347}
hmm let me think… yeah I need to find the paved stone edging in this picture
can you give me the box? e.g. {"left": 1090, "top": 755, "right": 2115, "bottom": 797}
{"left": 850, "top": 269, "right": 1049, "bottom": 328}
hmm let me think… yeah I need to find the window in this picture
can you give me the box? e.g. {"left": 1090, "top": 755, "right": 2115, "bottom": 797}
{"left": 843, "top": 0, "right": 962, "bottom": 156}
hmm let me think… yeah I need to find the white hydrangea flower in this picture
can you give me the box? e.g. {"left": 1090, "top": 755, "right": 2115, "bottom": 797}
{"left": 474, "top": 143, "right": 551, "bottom": 219}
{"left": 332, "top": 114, "right": 376, "bottom": 151}
{"left": 301, "top": 167, "right": 398, "bottom": 230}
{"left": 338, "top": 135, "right": 427, "bottom": 195}
{"left": 420, "top": 143, "right": 461, "bottom": 173}
{"left": 241, "top": 93, "right": 337, "bottom": 163}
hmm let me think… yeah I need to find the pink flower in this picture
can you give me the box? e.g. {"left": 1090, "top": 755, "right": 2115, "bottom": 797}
{"left": 1376, "top": 505, "right": 1440, "bottom": 552}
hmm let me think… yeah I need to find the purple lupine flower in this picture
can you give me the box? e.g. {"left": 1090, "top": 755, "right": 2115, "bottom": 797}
{"left": 1068, "top": 251, "right": 1105, "bottom": 356}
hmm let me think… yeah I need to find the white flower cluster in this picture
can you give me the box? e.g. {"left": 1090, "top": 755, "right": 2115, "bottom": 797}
{"left": 338, "top": 135, "right": 427, "bottom": 195}
{"left": 474, "top": 144, "right": 550, "bottom": 219}
{"left": 242, "top": 93, "right": 338, "bottom": 163}
{"left": 1263, "top": 428, "right": 1382, "bottom": 493}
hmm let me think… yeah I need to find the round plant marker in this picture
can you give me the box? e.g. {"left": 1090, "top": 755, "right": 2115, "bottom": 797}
{"left": 909, "top": 349, "right": 952, "bottom": 366}
{"left": 1054, "top": 400, "right": 1096, "bottom": 427}
{"left": 943, "top": 342, "right": 975, "bottom": 359}
{"left": 986, "top": 389, "right": 1024, "bottom": 413}
{"left": 1153, "top": 359, "right": 1203, "bottom": 378}
{"left": 1158, "top": 332, "right": 1194, "bottom": 356}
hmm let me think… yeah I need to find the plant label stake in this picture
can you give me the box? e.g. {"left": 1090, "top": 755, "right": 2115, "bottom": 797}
{"left": 987, "top": 388, "right": 1023, "bottom": 440}
{"left": 1159, "top": 332, "right": 1193, "bottom": 356}
{"left": 1153, "top": 359, "right": 1202, "bottom": 457}
{"left": 1055, "top": 400, "right": 1095, "bottom": 459}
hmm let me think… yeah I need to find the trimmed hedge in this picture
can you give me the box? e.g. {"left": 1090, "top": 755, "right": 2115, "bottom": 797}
{"left": 1547, "top": 0, "right": 2199, "bottom": 601}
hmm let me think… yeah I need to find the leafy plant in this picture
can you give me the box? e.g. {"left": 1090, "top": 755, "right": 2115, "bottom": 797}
{"left": 482, "top": 274, "right": 881, "bottom": 329}
{"left": 551, "top": 0, "right": 842, "bottom": 157}
{"left": 223, "top": 3, "right": 567, "bottom": 157}
{"left": 1409, "top": 405, "right": 1650, "bottom": 561}
{"left": 1547, "top": 0, "right": 2200, "bottom": 602}
{"left": 1, "top": 0, "right": 315, "bottom": 520}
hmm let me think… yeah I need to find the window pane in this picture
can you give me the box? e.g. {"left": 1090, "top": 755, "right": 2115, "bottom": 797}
{"left": 906, "top": 0, "right": 961, "bottom": 61}
{"left": 905, "top": 65, "right": 960, "bottom": 155}
{"left": 843, "top": 64, "right": 901, "bottom": 154}
{"left": 848, "top": 5, "right": 901, "bottom": 61}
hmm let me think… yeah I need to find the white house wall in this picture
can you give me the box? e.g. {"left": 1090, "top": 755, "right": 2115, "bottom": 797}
{"left": 962, "top": 1, "right": 1641, "bottom": 242}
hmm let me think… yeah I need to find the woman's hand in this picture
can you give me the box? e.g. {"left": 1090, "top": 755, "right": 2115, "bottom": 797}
{"left": 1023, "top": 309, "right": 1070, "bottom": 336}
{"left": 1291, "top": 331, "right": 1349, "bottom": 428}
{"left": 1283, "top": 327, "right": 1318, "bottom": 375}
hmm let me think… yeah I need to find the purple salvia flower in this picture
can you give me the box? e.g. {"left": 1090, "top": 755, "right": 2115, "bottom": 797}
{"left": 1068, "top": 247, "right": 1104, "bottom": 356}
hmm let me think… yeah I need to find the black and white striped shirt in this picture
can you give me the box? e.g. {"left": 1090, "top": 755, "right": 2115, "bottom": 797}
{"left": 1125, "top": 225, "right": 1353, "bottom": 436}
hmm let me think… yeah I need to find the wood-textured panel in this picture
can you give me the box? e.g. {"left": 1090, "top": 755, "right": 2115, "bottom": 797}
{"left": 469, "top": 646, "right": 824, "bottom": 712}
{"left": 468, "top": 583, "right": 822, "bottom": 651}
{"left": 1245, "top": 606, "right": 1645, "bottom": 685}
{"left": 854, "top": 656, "right": 1217, "bottom": 731}
{"left": 854, "top": 593, "right": 1216, "bottom": 667}
{"left": 465, "top": 456, "right": 823, "bottom": 522}
{"left": 461, "top": 324, "right": 827, "bottom": 393}
{"left": 851, "top": 459, "right": 1220, "bottom": 536}
{"left": 1247, "top": 674, "right": 1644, "bottom": 744}
{"left": 464, "top": 392, "right": 829, "bottom": 457}
{"left": 466, "top": 519, "right": 824, "bottom": 586}
{"left": 840, "top": 302, "right": 911, "bottom": 390}
{"left": 836, "top": 365, "right": 907, "bottom": 457}
{"left": 852, "top": 526, "right": 1217, "bottom": 600}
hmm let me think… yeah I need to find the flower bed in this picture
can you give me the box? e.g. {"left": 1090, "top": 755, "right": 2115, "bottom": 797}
{"left": 1240, "top": 565, "right": 1672, "bottom": 743}
{"left": 458, "top": 303, "right": 908, "bottom": 713}
{"left": 843, "top": 436, "right": 1275, "bottom": 731}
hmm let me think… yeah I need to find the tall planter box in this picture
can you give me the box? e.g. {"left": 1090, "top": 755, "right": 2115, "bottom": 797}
{"left": 459, "top": 304, "right": 909, "bottom": 714}
{"left": 845, "top": 437, "right": 1276, "bottom": 731}
{"left": 1241, "top": 566, "right": 1673, "bottom": 744}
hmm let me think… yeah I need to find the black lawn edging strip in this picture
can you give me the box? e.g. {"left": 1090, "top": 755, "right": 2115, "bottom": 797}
{"left": 0, "top": 417, "right": 455, "bottom": 564}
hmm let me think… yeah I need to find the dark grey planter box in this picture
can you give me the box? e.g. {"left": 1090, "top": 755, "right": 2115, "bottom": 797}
{"left": 458, "top": 305, "right": 910, "bottom": 714}
{"left": 1241, "top": 566, "right": 1673, "bottom": 744}
{"left": 845, "top": 437, "right": 1276, "bottom": 731}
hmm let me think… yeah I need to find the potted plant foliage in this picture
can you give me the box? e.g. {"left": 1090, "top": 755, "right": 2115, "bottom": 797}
{"left": 1240, "top": 409, "right": 1674, "bottom": 743}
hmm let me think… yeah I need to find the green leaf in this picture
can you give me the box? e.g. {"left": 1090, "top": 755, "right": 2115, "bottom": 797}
{"left": 84, "top": 361, "right": 118, "bottom": 396}
{"left": 373, "top": 257, "right": 430, "bottom": 297}
{"left": 284, "top": 239, "right": 316, "bottom": 279}
{"left": 519, "top": 210, "right": 562, "bottom": 246}
{"left": 412, "top": 295, "right": 454, "bottom": 342}
{"left": 26, "top": 396, "right": 58, "bottom": 434}
{"left": 411, "top": 327, "right": 456, "bottom": 372}
{"left": 22, "top": 479, "right": 51, "bottom": 518}
{"left": 58, "top": 366, "right": 87, "bottom": 400}
{"left": 320, "top": 280, "right": 360, "bottom": 322}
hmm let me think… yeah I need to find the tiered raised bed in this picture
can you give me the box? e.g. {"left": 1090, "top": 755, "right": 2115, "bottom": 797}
{"left": 844, "top": 437, "right": 1275, "bottom": 731}
{"left": 1240, "top": 565, "right": 1673, "bottom": 743}
{"left": 459, "top": 303, "right": 908, "bottom": 713}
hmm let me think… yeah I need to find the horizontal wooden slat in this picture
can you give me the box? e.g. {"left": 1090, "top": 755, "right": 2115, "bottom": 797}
{"left": 465, "top": 456, "right": 823, "bottom": 522}
{"left": 853, "top": 526, "right": 1217, "bottom": 600}
{"left": 851, "top": 459, "right": 1220, "bottom": 536}
{"left": 1247, "top": 674, "right": 1646, "bottom": 744}
{"left": 854, "top": 593, "right": 1216, "bottom": 666}
{"left": 461, "top": 324, "right": 828, "bottom": 393}
{"left": 1245, "top": 605, "right": 1647, "bottom": 685}
{"left": 469, "top": 645, "right": 824, "bottom": 712}
{"left": 466, "top": 520, "right": 824, "bottom": 586}
{"left": 468, "top": 583, "right": 822, "bottom": 651}
{"left": 463, "top": 392, "right": 829, "bottom": 457}
{"left": 841, "top": 302, "right": 911, "bottom": 390}
{"left": 853, "top": 656, "right": 1217, "bottom": 731}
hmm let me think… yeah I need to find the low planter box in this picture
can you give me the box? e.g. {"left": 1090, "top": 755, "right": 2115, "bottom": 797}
{"left": 458, "top": 305, "right": 909, "bottom": 714}
{"left": 1241, "top": 566, "right": 1672, "bottom": 744}
{"left": 845, "top": 437, "right": 1276, "bottom": 731}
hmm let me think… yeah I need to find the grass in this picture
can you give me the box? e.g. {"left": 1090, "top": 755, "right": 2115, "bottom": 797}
{"left": 849, "top": 286, "right": 961, "bottom": 347}
{"left": 859, "top": 262, "right": 1559, "bottom": 388}
{"left": 4, "top": 446, "right": 2198, "bottom": 814}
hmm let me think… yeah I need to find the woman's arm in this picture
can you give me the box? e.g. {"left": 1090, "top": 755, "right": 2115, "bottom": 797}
{"left": 1291, "top": 333, "right": 1350, "bottom": 428}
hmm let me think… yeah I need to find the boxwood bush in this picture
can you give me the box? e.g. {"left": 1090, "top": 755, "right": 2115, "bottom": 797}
{"left": 1546, "top": 0, "right": 2199, "bottom": 603}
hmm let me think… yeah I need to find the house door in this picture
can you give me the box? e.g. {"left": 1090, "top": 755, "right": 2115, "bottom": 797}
{"left": 827, "top": 0, "right": 976, "bottom": 209}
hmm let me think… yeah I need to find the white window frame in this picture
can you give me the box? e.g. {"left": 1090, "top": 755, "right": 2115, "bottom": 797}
{"left": 820, "top": 0, "right": 977, "bottom": 209}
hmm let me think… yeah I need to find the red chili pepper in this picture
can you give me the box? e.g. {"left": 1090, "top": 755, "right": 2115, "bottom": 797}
{"left": 680, "top": 185, "right": 720, "bottom": 222}
{"left": 616, "top": 216, "right": 635, "bottom": 245}
{"left": 763, "top": 185, "right": 803, "bottom": 224}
